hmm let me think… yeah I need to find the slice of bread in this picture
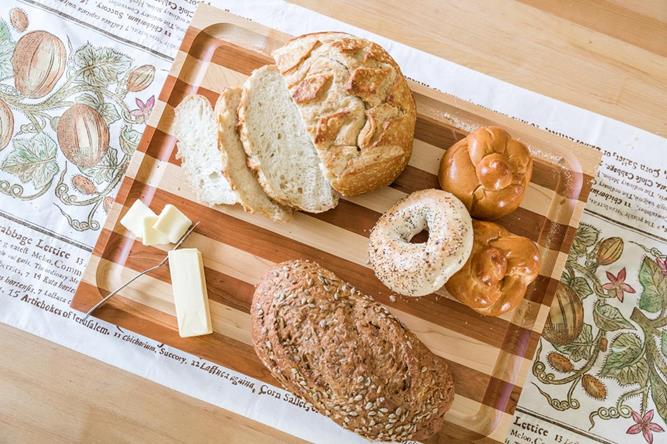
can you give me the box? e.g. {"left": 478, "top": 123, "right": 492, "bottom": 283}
{"left": 238, "top": 65, "right": 338, "bottom": 213}
{"left": 172, "top": 95, "right": 237, "bottom": 206}
{"left": 214, "top": 88, "right": 292, "bottom": 222}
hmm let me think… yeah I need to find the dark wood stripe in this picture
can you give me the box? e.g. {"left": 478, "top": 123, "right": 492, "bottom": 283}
{"left": 136, "top": 132, "right": 557, "bottom": 306}
{"left": 83, "top": 236, "right": 521, "bottom": 415}
{"left": 109, "top": 179, "right": 545, "bottom": 362}
{"left": 144, "top": 115, "right": 576, "bottom": 254}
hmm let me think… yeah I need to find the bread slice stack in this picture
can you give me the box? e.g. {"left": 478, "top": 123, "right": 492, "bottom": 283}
{"left": 172, "top": 32, "right": 416, "bottom": 220}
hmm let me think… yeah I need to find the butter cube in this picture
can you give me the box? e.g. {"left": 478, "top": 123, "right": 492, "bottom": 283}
{"left": 142, "top": 215, "right": 170, "bottom": 246}
{"left": 120, "top": 199, "right": 156, "bottom": 240}
{"left": 168, "top": 248, "right": 212, "bottom": 337}
{"left": 154, "top": 204, "right": 192, "bottom": 243}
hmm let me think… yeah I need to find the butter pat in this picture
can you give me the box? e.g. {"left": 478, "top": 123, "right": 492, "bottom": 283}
{"left": 142, "top": 215, "right": 170, "bottom": 246}
{"left": 154, "top": 204, "right": 192, "bottom": 243}
{"left": 168, "top": 248, "right": 212, "bottom": 337}
{"left": 120, "top": 200, "right": 156, "bottom": 240}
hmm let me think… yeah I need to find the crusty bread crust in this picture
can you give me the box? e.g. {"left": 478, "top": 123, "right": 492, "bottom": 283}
{"left": 273, "top": 33, "right": 416, "bottom": 197}
{"left": 251, "top": 260, "right": 454, "bottom": 441}
{"left": 214, "top": 88, "right": 292, "bottom": 222}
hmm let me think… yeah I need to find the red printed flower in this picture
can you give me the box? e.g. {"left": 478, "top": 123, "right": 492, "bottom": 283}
{"left": 626, "top": 410, "right": 664, "bottom": 444}
{"left": 602, "top": 267, "right": 635, "bottom": 302}
{"left": 130, "top": 95, "right": 155, "bottom": 123}
{"left": 657, "top": 257, "right": 667, "bottom": 277}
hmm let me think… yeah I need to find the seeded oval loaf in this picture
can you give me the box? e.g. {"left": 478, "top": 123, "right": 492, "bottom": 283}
{"left": 272, "top": 32, "right": 416, "bottom": 197}
{"left": 250, "top": 260, "right": 454, "bottom": 441}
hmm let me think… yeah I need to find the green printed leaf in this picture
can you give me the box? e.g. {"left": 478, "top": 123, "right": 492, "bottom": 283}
{"left": 0, "top": 133, "right": 59, "bottom": 188}
{"left": 593, "top": 303, "right": 634, "bottom": 331}
{"left": 570, "top": 224, "right": 599, "bottom": 257}
{"left": 571, "top": 277, "right": 593, "bottom": 300}
{"left": 74, "top": 44, "right": 132, "bottom": 86}
{"left": 99, "top": 103, "right": 120, "bottom": 125}
{"left": 76, "top": 93, "right": 100, "bottom": 108}
{"left": 119, "top": 125, "right": 141, "bottom": 155}
{"left": 638, "top": 256, "right": 667, "bottom": 313}
{"left": 650, "top": 370, "right": 667, "bottom": 423}
{"left": 554, "top": 323, "right": 593, "bottom": 362}
{"left": 662, "top": 331, "right": 667, "bottom": 359}
{"left": 80, "top": 147, "right": 118, "bottom": 184}
{"left": 0, "top": 19, "right": 11, "bottom": 42}
{"left": 0, "top": 39, "right": 15, "bottom": 81}
{"left": 600, "top": 333, "right": 648, "bottom": 386}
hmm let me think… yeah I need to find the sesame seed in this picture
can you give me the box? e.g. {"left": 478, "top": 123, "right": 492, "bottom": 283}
{"left": 353, "top": 394, "right": 363, "bottom": 402}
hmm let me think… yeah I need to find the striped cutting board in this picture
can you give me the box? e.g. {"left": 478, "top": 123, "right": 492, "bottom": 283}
{"left": 71, "top": 5, "right": 601, "bottom": 443}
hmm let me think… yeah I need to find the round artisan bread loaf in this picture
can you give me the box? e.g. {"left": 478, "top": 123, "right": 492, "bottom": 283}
{"left": 445, "top": 220, "right": 541, "bottom": 316}
{"left": 272, "top": 32, "right": 416, "bottom": 197}
{"left": 251, "top": 260, "right": 454, "bottom": 441}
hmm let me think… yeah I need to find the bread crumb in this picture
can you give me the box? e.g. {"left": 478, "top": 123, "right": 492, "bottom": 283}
{"left": 389, "top": 295, "right": 397, "bottom": 303}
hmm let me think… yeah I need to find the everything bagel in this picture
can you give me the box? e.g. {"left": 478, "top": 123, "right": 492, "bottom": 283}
{"left": 368, "top": 189, "right": 473, "bottom": 296}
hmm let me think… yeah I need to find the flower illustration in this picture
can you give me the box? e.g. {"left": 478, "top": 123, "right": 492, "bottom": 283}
{"left": 130, "top": 95, "right": 155, "bottom": 123}
{"left": 602, "top": 267, "right": 636, "bottom": 302}
{"left": 626, "top": 410, "right": 664, "bottom": 444}
{"left": 656, "top": 257, "right": 667, "bottom": 277}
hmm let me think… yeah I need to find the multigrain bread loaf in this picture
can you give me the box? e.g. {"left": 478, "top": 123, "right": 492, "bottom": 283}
{"left": 238, "top": 65, "right": 338, "bottom": 213}
{"left": 172, "top": 95, "right": 237, "bottom": 206}
{"left": 214, "top": 88, "right": 292, "bottom": 222}
{"left": 273, "top": 32, "right": 416, "bottom": 197}
{"left": 251, "top": 260, "right": 454, "bottom": 441}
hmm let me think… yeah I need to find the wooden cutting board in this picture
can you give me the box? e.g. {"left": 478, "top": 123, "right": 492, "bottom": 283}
{"left": 71, "top": 4, "right": 601, "bottom": 443}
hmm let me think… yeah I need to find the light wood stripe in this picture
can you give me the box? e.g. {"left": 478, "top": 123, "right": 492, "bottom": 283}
{"left": 127, "top": 150, "right": 555, "bottom": 328}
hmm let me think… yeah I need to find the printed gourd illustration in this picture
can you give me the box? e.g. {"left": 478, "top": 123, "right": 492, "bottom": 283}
{"left": 0, "top": 8, "right": 155, "bottom": 231}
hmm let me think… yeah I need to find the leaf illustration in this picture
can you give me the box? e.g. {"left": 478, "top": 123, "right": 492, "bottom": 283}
{"left": 650, "top": 369, "right": 667, "bottom": 423}
{"left": 80, "top": 147, "right": 118, "bottom": 184}
{"left": 76, "top": 93, "right": 100, "bottom": 108}
{"left": 554, "top": 323, "right": 594, "bottom": 362}
{"left": 571, "top": 277, "right": 593, "bottom": 300}
{"left": 599, "top": 333, "right": 648, "bottom": 386}
{"left": 0, "top": 133, "right": 59, "bottom": 188}
{"left": 571, "top": 224, "right": 599, "bottom": 256}
{"left": 638, "top": 256, "right": 667, "bottom": 313}
{"left": 0, "top": 19, "right": 11, "bottom": 42}
{"left": 99, "top": 103, "right": 120, "bottom": 124}
{"left": 120, "top": 125, "right": 141, "bottom": 155}
{"left": 0, "top": 39, "right": 15, "bottom": 81}
{"left": 74, "top": 44, "right": 132, "bottom": 86}
{"left": 593, "top": 303, "right": 634, "bottom": 331}
{"left": 662, "top": 331, "right": 667, "bottom": 359}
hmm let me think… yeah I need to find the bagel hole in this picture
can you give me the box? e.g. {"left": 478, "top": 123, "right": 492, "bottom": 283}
{"left": 409, "top": 230, "right": 429, "bottom": 244}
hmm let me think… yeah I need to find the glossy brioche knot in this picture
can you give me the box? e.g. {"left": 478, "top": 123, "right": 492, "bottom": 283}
{"left": 445, "top": 220, "right": 540, "bottom": 317}
{"left": 438, "top": 126, "right": 533, "bottom": 220}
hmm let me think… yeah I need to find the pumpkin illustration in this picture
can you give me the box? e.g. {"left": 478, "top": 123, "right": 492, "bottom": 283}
{"left": 126, "top": 65, "right": 155, "bottom": 92}
{"left": 9, "top": 8, "right": 29, "bottom": 32}
{"left": 596, "top": 237, "right": 624, "bottom": 265}
{"left": 0, "top": 99, "right": 14, "bottom": 150}
{"left": 12, "top": 31, "right": 66, "bottom": 98}
{"left": 542, "top": 283, "right": 584, "bottom": 346}
{"left": 57, "top": 104, "right": 109, "bottom": 168}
